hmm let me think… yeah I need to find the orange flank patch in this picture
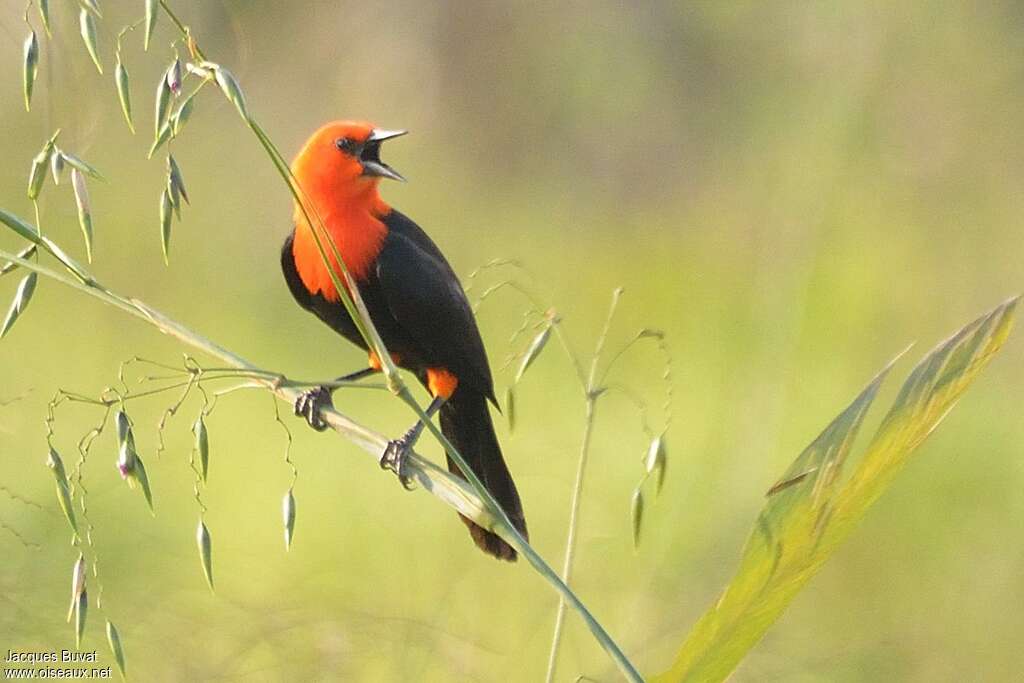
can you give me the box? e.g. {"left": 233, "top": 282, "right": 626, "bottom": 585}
{"left": 368, "top": 350, "right": 402, "bottom": 371}
{"left": 426, "top": 368, "right": 459, "bottom": 399}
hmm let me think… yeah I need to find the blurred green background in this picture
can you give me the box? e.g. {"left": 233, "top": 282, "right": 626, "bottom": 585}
{"left": 2, "top": 2, "right": 1022, "bottom": 681}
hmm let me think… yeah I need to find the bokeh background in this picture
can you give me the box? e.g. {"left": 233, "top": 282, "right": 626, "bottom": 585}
{"left": 2, "top": 2, "right": 1022, "bottom": 681}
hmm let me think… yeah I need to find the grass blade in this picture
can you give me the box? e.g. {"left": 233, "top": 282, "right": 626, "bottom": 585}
{"left": 653, "top": 298, "right": 1017, "bottom": 683}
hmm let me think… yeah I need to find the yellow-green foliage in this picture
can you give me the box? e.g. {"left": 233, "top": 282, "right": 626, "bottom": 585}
{"left": 656, "top": 299, "right": 1016, "bottom": 682}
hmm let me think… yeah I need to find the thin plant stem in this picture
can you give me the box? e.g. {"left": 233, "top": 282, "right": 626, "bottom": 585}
{"left": 546, "top": 287, "right": 625, "bottom": 683}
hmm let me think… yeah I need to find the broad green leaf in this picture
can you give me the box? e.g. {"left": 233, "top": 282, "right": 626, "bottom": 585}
{"left": 653, "top": 298, "right": 1017, "bottom": 683}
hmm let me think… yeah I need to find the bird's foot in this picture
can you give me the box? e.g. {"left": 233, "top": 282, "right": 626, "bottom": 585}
{"left": 381, "top": 428, "right": 417, "bottom": 490}
{"left": 294, "top": 385, "right": 333, "bottom": 432}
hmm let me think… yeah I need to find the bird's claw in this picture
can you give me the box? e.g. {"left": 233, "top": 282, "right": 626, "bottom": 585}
{"left": 381, "top": 432, "right": 416, "bottom": 490}
{"left": 294, "top": 385, "right": 332, "bottom": 432}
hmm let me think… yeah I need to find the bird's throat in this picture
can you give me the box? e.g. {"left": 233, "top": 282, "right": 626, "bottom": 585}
{"left": 291, "top": 198, "right": 389, "bottom": 302}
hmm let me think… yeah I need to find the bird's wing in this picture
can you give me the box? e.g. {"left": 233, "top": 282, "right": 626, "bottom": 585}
{"left": 374, "top": 217, "right": 496, "bottom": 402}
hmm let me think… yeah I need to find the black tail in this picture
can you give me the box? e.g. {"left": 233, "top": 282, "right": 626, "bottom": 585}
{"left": 440, "top": 387, "right": 527, "bottom": 561}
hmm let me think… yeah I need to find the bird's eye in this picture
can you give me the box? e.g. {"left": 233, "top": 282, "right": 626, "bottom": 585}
{"left": 335, "top": 137, "right": 357, "bottom": 154}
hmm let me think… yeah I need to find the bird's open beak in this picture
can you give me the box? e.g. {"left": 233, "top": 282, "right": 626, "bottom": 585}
{"left": 361, "top": 128, "right": 408, "bottom": 182}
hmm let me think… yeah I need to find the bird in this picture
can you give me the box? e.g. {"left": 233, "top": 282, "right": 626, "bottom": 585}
{"left": 280, "top": 121, "right": 527, "bottom": 560}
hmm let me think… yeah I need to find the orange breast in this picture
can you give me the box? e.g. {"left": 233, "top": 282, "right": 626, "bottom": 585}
{"left": 291, "top": 204, "right": 388, "bottom": 301}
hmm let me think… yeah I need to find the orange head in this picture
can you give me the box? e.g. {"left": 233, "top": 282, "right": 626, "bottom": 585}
{"left": 289, "top": 122, "right": 407, "bottom": 295}
{"left": 291, "top": 121, "right": 406, "bottom": 206}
